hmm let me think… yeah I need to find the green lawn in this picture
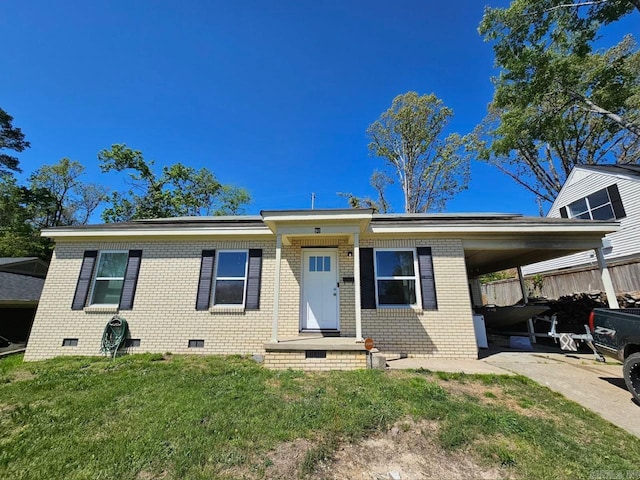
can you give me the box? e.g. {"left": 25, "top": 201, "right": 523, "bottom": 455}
{"left": 1, "top": 353, "right": 638, "bottom": 479}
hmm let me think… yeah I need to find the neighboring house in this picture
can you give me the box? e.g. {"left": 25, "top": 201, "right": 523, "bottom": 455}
{"left": 24, "top": 209, "right": 616, "bottom": 369}
{"left": 523, "top": 164, "right": 640, "bottom": 280}
{"left": 0, "top": 257, "right": 49, "bottom": 343}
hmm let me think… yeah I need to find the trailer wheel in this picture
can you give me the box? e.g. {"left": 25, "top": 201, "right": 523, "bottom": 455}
{"left": 623, "top": 353, "right": 640, "bottom": 405}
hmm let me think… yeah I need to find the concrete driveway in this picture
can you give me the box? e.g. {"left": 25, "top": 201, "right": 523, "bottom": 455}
{"left": 484, "top": 350, "right": 640, "bottom": 438}
{"left": 386, "top": 343, "right": 640, "bottom": 438}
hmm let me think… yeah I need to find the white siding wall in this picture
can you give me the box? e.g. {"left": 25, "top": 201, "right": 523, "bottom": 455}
{"left": 523, "top": 171, "right": 640, "bottom": 275}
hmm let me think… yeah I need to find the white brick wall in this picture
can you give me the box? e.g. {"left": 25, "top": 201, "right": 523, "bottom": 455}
{"left": 25, "top": 239, "right": 275, "bottom": 360}
{"left": 360, "top": 238, "right": 477, "bottom": 359}
{"left": 25, "top": 235, "right": 477, "bottom": 361}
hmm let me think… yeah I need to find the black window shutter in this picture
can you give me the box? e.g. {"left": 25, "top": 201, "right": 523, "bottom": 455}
{"left": 71, "top": 250, "right": 98, "bottom": 310}
{"left": 196, "top": 250, "right": 216, "bottom": 310}
{"left": 246, "top": 249, "right": 263, "bottom": 310}
{"left": 360, "top": 248, "right": 376, "bottom": 309}
{"left": 559, "top": 206, "right": 568, "bottom": 218}
{"left": 417, "top": 247, "right": 438, "bottom": 310}
{"left": 607, "top": 184, "right": 626, "bottom": 219}
{"left": 119, "top": 250, "right": 142, "bottom": 310}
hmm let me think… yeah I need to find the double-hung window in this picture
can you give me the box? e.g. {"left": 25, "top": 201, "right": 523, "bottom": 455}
{"left": 91, "top": 251, "right": 129, "bottom": 305}
{"left": 374, "top": 249, "right": 421, "bottom": 307}
{"left": 213, "top": 250, "right": 249, "bottom": 306}
{"left": 567, "top": 188, "right": 615, "bottom": 220}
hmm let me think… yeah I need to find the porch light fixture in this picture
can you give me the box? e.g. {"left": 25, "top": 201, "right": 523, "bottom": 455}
{"left": 347, "top": 251, "right": 353, "bottom": 257}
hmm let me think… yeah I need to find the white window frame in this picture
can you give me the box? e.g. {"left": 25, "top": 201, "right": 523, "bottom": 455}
{"left": 90, "top": 250, "right": 128, "bottom": 306}
{"left": 373, "top": 248, "right": 422, "bottom": 308}
{"left": 567, "top": 188, "right": 615, "bottom": 220}
{"left": 212, "top": 249, "right": 249, "bottom": 307}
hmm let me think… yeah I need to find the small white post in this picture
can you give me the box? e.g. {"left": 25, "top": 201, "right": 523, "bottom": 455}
{"left": 517, "top": 266, "right": 529, "bottom": 304}
{"left": 271, "top": 234, "right": 283, "bottom": 342}
{"left": 595, "top": 246, "right": 619, "bottom": 309}
{"left": 354, "top": 233, "right": 363, "bottom": 341}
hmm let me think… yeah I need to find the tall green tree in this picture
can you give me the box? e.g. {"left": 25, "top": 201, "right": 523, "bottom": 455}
{"left": 346, "top": 92, "right": 470, "bottom": 213}
{"left": 28, "top": 158, "right": 107, "bottom": 228}
{"left": 0, "top": 175, "right": 51, "bottom": 258}
{"left": 98, "top": 144, "right": 251, "bottom": 222}
{"left": 0, "top": 158, "right": 105, "bottom": 259}
{"left": 476, "top": 0, "right": 640, "bottom": 203}
{"left": 0, "top": 108, "right": 30, "bottom": 175}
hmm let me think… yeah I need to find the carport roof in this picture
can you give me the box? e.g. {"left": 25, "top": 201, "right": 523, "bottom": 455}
{"left": 0, "top": 272, "right": 45, "bottom": 304}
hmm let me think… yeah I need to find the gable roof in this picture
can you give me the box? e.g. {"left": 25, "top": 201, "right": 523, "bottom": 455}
{"left": 0, "top": 257, "right": 49, "bottom": 278}
{"left": 548, "top": 164, "right": 640, "bottom": 215}
{"left": 0, "top": 257, "right": 40, "bottom": 266}
{"left": 576, "top": 164, "right": 640, "bottom": 180}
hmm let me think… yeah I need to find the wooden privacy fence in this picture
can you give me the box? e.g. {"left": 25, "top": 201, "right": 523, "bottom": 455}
{"left": 481, "top": 260, "right": 640, "bottom": 306}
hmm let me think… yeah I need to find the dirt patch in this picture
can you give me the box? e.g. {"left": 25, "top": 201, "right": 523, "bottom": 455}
{"left": 11, "top": 370, "right": 36, "bottom": 382}
{"left": 136, "top": 469, "right": 168, "bottom": 479}
{"left": 264, "top": 420, "right": 512, "bottom": 480}
{"left": 313, "top": 419, "right": 513, "bottom": 480}
{"left": 264, "top": 438, "right": 315, "bottom": 479}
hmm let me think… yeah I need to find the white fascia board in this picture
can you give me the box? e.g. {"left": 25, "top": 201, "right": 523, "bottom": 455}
{"left": 262, "top": 213, "right": 373, "bottom": 234}
{"left": 41, "top": 225, "right": 273, "bottom": 239}
{"left": 369, "top": 222, "right": 618, "bottom": 235}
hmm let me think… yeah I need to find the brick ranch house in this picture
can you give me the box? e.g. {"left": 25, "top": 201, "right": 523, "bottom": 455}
{"left": 24, "top": 209, "right": 617, "bottom": 369}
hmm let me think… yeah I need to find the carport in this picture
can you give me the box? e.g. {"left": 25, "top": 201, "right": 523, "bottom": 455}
{"left": 459, "top": 216, "right": 620, "bottom": 308}
{"left": 0, "top": 258, "right": 48, "bottom": 343}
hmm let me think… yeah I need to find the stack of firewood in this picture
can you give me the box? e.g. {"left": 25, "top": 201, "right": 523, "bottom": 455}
{"left": 618, "top": 292, "right": 640, "bottom": 308}
{"left": 533, "top": 291, "right": 640, "bottom": 333}
{"left": 539, "top": 292, "right": 606, "bottom": 333}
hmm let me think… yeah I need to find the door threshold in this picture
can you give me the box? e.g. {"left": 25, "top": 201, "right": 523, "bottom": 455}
{"left": 299, "top": 330, "right": 341, "bottom": 337}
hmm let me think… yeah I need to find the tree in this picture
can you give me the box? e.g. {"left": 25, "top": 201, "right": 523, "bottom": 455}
{"left": 98, "top": 144, "right": 251, "bottom": 222}
{"left": 352, "top": 92, "right": 470, "bottom": 213}
{"left": 28, "top": 158, "right": 107, "bottom": 228}
{"left": 0, "top": 175, "right": 51, "bottom": 258}
{"left": 476, "top": 0, "right": 640, "bottom": 203}
{"left": 0, "top": 108, "right": 30, "bottom": 175}
{"left": 338, "top": 170, "right": 392, "bottom": 213}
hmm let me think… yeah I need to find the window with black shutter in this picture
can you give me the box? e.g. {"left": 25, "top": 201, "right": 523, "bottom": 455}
{"left": 562, "top": 184, "right": 625, "bottom": 221}
{"left": 72, "top": 249, "right": 143, "bottom": 310}
{"left": 196, "top": 248, "right": 263, "bottom": 310}
{"left": 359, "top": 247, "right": 438, "bottom": 310}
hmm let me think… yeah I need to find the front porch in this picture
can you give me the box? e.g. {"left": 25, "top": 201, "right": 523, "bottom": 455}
{"left": 264, "top": 335, "right": 370, "bottom": 370}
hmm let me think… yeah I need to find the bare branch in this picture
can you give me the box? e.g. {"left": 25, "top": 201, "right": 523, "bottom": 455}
{"left": 572, "top": 92, "right": 640, "bottom": 137}
{"left": 528, "top": 0, "right": 611, "bottom": 15}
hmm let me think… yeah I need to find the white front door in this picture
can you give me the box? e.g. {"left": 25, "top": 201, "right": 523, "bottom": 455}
{"left": 301, "top": 249, "right": 339, "bottom": 331}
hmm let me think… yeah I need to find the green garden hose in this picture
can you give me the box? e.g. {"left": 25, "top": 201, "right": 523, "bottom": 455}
{"left": 101, "top": 315, "right": 129, "bottom": 359}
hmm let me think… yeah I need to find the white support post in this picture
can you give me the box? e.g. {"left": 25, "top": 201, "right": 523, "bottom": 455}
{"left": 595, "top": 246, "right": 619, "bottom": 309}
{"left": 354, "top": 233, "right": 363, "bottom": 342}
{"left": 271, "top": 234, "right": 283, "bottom": 342}
{"left": 517, "top": 266, "right": 529, "bottom": 305}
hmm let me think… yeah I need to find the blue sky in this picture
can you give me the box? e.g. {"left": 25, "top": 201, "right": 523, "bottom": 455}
{"left": 2, "top": 1, "right": 636, "bottom": 218}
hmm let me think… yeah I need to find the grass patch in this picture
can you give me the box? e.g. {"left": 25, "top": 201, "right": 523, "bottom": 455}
{"left": 1, "top": 353, "right": 639, "bottom": 479}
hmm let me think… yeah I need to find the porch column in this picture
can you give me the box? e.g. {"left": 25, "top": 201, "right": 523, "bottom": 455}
{"left": 354, "top": 233, "right": 363, "bottom": 341}
{"left": 517, "top": 267, "right": 529, "bottom": 305}
{"left": 271, "top": 234, "right": 283, "bottom": 342}
{"left": 595, "top": 246, "right": 619, "bottom": 309}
